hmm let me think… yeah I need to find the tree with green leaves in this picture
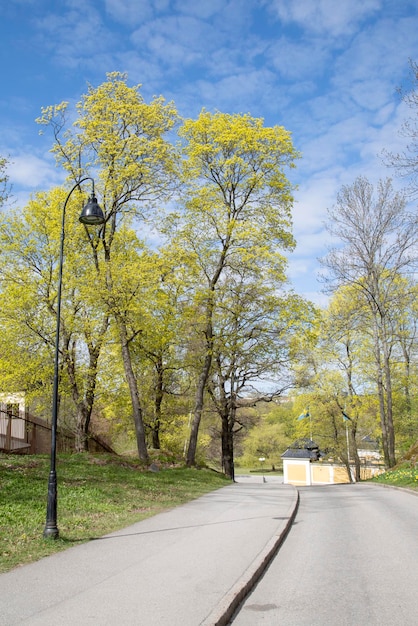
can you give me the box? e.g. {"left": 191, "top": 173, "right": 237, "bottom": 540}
{"left": 116, "top": 246, "right": 193, "bottom": 450}
{"left": 0, "top": 187, "right": 109, "bottom": 450}
{"left": 321, "top": 176, "right": 418, "bottom": 467}
{"left": 318, "top": 289, "right": 372, "bottom": 480}
{"left": 37, "top": 73, "right": 179, "bottom": 462}
{"left": 208, "top": 270, "right": 314, "bottom": 478}
{"left": 169, "top": 110, "right": 299, "bottom": 466}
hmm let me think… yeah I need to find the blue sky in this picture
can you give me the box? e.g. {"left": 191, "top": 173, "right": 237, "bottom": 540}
{"left": 1, "top": 0, "right": 417, "bottom": 304}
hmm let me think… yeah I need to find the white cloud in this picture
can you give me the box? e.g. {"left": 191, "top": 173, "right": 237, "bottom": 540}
{"left": 173, "top": 0, "right": 225, "bottom": 19}
{"left": 266, "top": 0, "right": 382, "bottom": 38}
{"left": 8, "top": 153, "right": 62, "bottom": 192}
{"left": 191, "top": 68, "right": 279, "bottom": 114}
{"left": 34, "top": 1, "right": 116, "bottom": 69}
{"left": 104, "top": 0, "right": 154, "bottom": 26}
{"left": 266, "top": 37, "right": 330, "bottom": 82}
{"left": 130, "top": 13, "right": 228, "bottom": 69}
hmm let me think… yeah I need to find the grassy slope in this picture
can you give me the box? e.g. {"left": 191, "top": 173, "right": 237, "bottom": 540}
{"left": 1, "top": 451, "right": 417, "bottom": 574}
{"left": 371, "top": 440, "right": 418, "bottom": 490}
{"left": 0, "top": 453, "right": 229, "bottom": 574}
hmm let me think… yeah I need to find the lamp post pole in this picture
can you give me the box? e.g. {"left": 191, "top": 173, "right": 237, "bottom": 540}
{"left": 43, "top": 178, "right": 105, "bottom": 539}
{"left": 259, "top": 457, "right": 266, "bottom": 483}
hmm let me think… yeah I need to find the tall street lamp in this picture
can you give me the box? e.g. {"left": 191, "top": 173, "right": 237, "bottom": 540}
{"left": 43, "top": 177, "right": 105, "bottom": 539}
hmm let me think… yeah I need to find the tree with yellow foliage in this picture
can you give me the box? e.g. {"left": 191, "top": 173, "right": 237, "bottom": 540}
{"left": 168, "top": 110, "right": 300, "bottom": 466}
{"left": 37, "top": 73, "right": 179, "bottom": 462}
{"left": 0, "top": 188, "right": 109, "bottom": 451}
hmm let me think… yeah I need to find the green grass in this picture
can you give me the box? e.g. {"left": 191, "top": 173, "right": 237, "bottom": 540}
{"left": 2, "top": 453, "right": 416, "bottom": 575}
{"left": 0, "top": 453, "right": 229, "bottom": 574}
{"left": 371, "top": 461, "right": 418, "bottom": 490}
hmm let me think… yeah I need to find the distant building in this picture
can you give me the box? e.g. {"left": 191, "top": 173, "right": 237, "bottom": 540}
{"left": 282, "top": 437, "right": 322, "bottom": 460}
{"left": 282, "top": 438, "right": 352, "bottom": 485}
{"left": 357, "top": 435, "right": 382, "bottom": 461}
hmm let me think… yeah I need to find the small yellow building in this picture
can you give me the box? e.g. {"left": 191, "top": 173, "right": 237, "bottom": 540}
{"left": 282, "top": 438, "right": 352, "bottom": 485}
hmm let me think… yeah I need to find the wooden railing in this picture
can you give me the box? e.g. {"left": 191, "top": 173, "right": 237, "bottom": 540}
{"left": 0, "top": 407, "right": 113, "bottom": 454}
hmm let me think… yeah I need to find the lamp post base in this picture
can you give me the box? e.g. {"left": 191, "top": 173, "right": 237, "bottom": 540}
{"left": 43, "top": 470, "right": 59, "bottom": 539}
{"left": 43, "top": 525, "right": 59, "bottom": 539}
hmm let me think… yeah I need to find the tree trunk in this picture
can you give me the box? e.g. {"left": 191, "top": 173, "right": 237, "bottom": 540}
{"left": 343, "top": 455, "right": 354, "bottom": 483}
{"left": 402, "top": 351, "right": 412, "bottom": 415}
{"left": 151, "top": 419, "right": 161, "bottom": 449}
{"left": 63, "top": 336, "right": 92, "bottom": 453}
{"left": 373, "top": 321, "right": 391, "bottom": 468}
{"left": 151, "top": 360, "right": 164, "bottom": 449}
{"left": 382, "top": 346, "right": 396, "bottom": 467}
{"left": 186, "top": 351, "right": 212, "bottom": 466}
{"left": 186, "top": 240, "right": 229, "bottom": 467}
{"left": 62, "top": 318, "right": 108, "bottom": 454}
{"left": 74, "top": 405, "right": 89, "bottom": 452}
{"left": 119, "top": 320, "right": 149, "bottom": 463}
{"left": 186, "top": 298, "right": 216, "bottom": 466}
{"left": 350, "top": 427, "right": 361, "bottom": 482}
{"left": 151, "top": 359, "right": 164, "bottom": 450}
{"left": 221, "top": 409, "right": 235, "bottom": 481}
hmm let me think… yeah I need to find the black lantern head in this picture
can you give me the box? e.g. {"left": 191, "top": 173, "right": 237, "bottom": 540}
{"left": 79, "top": 195, "right": 105, "bottom": 225}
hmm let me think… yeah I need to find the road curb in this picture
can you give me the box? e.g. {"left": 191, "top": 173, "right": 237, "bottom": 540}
{"left": 361, "top": 481, "right": 418, "bottom": 497}
{"left": 200, "top": 486, "right": 300, "bottom": 626}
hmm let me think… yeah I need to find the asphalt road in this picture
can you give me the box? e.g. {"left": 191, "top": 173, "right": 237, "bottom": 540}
{"left": 0, "top": 480, "right": 297, "bottom": 626}
{"left": 230, "top": 484, "right": 418, "bottom": 626}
